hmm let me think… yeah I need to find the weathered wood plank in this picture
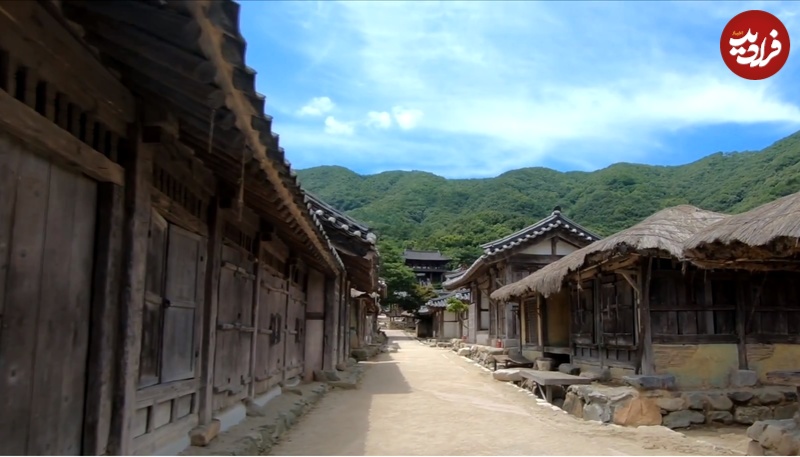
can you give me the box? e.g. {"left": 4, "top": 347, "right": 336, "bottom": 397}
{"left": 0, "top": 1, "right": 134, "bottom": 134}
{"left": 83, "top": 182, "right": 124, "bottom": 456}
{"left": 108, "top": 134, "right": 153, "bottom": 456}
{"left": 0, "top": 136, "right": 21, "bottom": 322}
{"left": 27, "top": 164, "right": 78, "bottom": 455}
{"left": 0, "top": 151, "right": 50, "bottom": 455}
{"left": 151, "top": 187, "right": 208, "bottom": 237}
{"left": 58, "top": 175, "right": 97, "bottom": 455}
{"left": 199, "top": 197, "right": 222, "bottom": 425}
{"left": 0, "top": 90, "right": 124, "bottom": 185}
{"left": 136, "top": 378, "right": 199, "bottom": 409}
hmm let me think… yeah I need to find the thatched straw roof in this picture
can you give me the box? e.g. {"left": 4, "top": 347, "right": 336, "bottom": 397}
{"left": 684, "top": 191, "right": 800, "bottom": 262}
{"left": 492, "top": 205, "right": 728, "bottom": 302}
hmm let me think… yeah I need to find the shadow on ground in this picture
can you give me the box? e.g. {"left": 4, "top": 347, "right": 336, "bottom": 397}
{"left": 270, "top": 337, "right": 412, "bottom": 455}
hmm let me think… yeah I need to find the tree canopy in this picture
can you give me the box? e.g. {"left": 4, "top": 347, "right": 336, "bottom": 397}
{"left": 299, "top": 131, "right": 800, "bottom": 267}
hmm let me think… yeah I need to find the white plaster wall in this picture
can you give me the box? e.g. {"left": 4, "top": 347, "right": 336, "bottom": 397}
{"left": 521, "top": 240, "right": 551, "bottom": 255}
{"left": 556, "top": 239, "right": 579, "bottom": 255}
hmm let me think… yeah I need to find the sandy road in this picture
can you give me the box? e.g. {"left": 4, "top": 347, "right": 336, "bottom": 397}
{"left": 270, "top": 330, "right": 743, "bottom": 456}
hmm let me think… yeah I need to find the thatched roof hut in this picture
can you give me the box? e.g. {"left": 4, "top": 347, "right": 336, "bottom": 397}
{"left": 491, "top": 205, "right": 728, "bottom": 301}
{"left": 684, "top": 191, "right": 800, "bottom": 269}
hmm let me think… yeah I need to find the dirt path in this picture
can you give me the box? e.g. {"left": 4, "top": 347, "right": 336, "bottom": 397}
{"left": 270, "top": 330, "right": 744, "bottom": 456}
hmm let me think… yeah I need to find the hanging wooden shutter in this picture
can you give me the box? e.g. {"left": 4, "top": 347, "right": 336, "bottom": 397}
{"left": 161, "top": 225, "right": 205, "bottom": 383}
{"left": 139, "top": 210, "right": 168, "bottom": 388}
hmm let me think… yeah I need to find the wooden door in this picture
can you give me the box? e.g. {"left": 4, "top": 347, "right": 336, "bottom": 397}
{"left": 213, "top": 245, "right": 254, "bottom": 406}
{"left": 161, "top": 225, "right": 204, "bottom": 383}
{"left": 266, "top": 272, "right": 288, "bottom": 384}
{"left": 0, "top": 143, "right": 97, "bottom": 455}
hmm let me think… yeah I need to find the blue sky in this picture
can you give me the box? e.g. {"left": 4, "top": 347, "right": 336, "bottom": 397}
{"left": 239, "top": 1, "right": 800, "bottom": 179}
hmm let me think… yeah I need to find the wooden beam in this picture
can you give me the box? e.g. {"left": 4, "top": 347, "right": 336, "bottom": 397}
{"left": 0, "top": 89, "right": 125, "bottom": 185}
{"left": 198, "top": 196, "right": 222, "bottom": 425}
{"left": 83, "top": 182, "right": 124, "bottom": 455}
{"left": 0, "top": 1, "right": 134, "bottom": 134}
{"left": 639, "top": 258, "right": 655, "bottom": 375}
{"left": 620, "top": 272, "right": 640, "bottom": 296}
{"left": 73, "top": 15, "right": 217, "bottom": 84}
{"left": 108, "top": 128, "right": 153, "bottom": 455}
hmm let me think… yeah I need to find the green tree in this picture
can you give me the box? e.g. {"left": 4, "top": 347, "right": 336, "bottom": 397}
{"left": 446, "top": 297, "right": 469, "bottom": 338}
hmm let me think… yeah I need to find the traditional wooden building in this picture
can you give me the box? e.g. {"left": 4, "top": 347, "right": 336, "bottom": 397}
{"left": 426, "top": 289, "right": 471, "bottom": 339}
{"left": 306, "top": 192, "right": 382, "bottom": 358}
{"left": 493, "top": 204, "right": 800, "bottom": 388}
{"left": 0, "top": 1, "right": 357, "bottom": 455}
{"left": 683, "top": 191, "right": 800, "bottom": 383}
{"left": 443, "top": 207, "right": 599, "bottom": 347}
{"left": 402, "top": 249, "right": 452, "bottom": 286}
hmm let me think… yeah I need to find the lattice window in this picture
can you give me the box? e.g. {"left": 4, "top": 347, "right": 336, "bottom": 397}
{"left": 152, "top": 164, "right": 207, "bottom": 221}
{"left": 222, "top": 221, "right": 254, "bottom": 253}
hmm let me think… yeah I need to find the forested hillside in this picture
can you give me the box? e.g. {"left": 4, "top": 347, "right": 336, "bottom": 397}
{"left": 297, "top": 132, "right": 800, "bottom": 265}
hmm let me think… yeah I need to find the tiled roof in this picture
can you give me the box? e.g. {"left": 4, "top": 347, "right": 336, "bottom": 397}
{"left": 403, "top": 250, "right": 452, "bottom": 262}
{"left": 443, "top": 208, "right": 601, "bottom": 290}
{"left": 306, "top": 192, "right": 377, "bottom": 246}
{"left": 427, "top": 289, "right": 471, "bottom": 308}
{"left": 64, "top": 0, "right": 344, "bottom": 272}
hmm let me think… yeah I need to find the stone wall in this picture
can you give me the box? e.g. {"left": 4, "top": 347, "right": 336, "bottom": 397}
{"left": 562, "top": 384, "right": 798, "bottom": 429}
{"left": 450, "top": 341, "right": 508, "bottom": 368}
{"left": 746, "top": 416, "right": 800, "bottom": 456}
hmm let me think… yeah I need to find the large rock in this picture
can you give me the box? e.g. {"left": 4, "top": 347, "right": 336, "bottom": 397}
{"left": 751, "top": 420, "right": 800, "bottom": 456}
{"left": 706, "top": 411, "right": 734, "bottom": 425}
{"left": 685, "top": 392, "right": 708, "bottom": 410}
{"left": 612, "top": 397, "right": 662, "bottom": 426}
{"left": 735, "top": 406, "right": 773, "bottom": 425}
{"left": 351, "top": 348, "right": 369, "bottom": 361}
{"left": 729, "top": 391, "right": 755, "bottom": 403}
{"left": 457, "top": 347, "right": 471, "bottom": 357}
{"left": 558, "top": 363, "right": 581, "bottom": 375}
{"left": 663, "top": 410, "right": 706, "bottom": 429}
{"left": 587, "top": 387, "right": 635, "bottom": 406}
{"left": 707, "top": 394, "right": 734, "bottom": 411}
{"left": 747, "top": 440, "right": 766, "bottom": 456}
{"left": 756, "top": 389, "right": 784, "bottom": 406}
{"left": 656, "top": 396, "right": 686, "bottom": 412}
{"left": 583, "top": 403, "right": 611, "bottom": 423}
{"left": 731, "top": 370, "right": 759, "bottom": 388}
{"left": 493, "top": 369, "right": 523, "bottom": 382}
{"left": 774, "top": 404, "right": 800, "bottom": 420}
{"left": 563, "top": 392, "right": 584, "bottom": 418}
{"left": 622, "top": 374, "right": 676, "bottom": 391}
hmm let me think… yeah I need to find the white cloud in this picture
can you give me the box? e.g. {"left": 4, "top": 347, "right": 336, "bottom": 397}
{"left": 391, "top": 106, "right": 424, "bottom": 130}
{"left": 366, "top": 111, "right": 392, "bottom": 128}
{"left": 298, "top": 96, "right": 335, "bottom": 116}
{"left": 251, "top": 0, "right": 800, "bottom": 177}
{"left": 324, "top": 116, "right": 355, "bottom": 135}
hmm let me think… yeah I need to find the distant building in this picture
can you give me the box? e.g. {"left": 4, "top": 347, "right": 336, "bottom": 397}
{"left": 402, "top": 249, "right": 452, "bottom": 286}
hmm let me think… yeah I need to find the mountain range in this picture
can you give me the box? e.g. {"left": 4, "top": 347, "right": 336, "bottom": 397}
{"left": 296, "top": 131, "right": 800, "bottom": 265}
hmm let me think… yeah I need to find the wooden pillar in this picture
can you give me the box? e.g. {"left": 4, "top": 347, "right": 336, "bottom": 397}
{"left": 639, "top": 258, "right": 655, "bottom": 375}
{"left": 108, "top": 127, "right": 153, "bottom": 456}
{"left": 83, "top": 182, "right": 124, "bottom": 455}
{"left": 282, "top": 261, "right": 294, "bottom": 382}
{"left": 198, "top": 196, "right": 222, "bottom": 425}
{"left": 322, "top": 276, "right": 337, "bottom": 370}
{"left": 247, "top": 245, "right": 262, "bottom": 398}
{"left": 536, "top": 295, "right": 545, "bottom": 348}
{"left": 735, "top": 273, "right": 749, "bottom": 370}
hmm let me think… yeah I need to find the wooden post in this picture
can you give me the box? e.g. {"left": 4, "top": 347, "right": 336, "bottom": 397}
{"left": 537, "top": 295, "right": 545, "bottom": 349}
{"left": 198, "top": 196, "right": 222, "bottom": 425}
{"left": 640, "top": 257, "right": 655, "bottom": 375}
{"left": 248, "top": 262, "right": 262, "bottom": 398}
{"left": 282, "top": 262, "right": 294, "bottom": 383}
{"left": 736, "top": 274, "right": 749, "bottom": 370}
{"left": 322, "top": 276, "right": 336, "bottom": 370}
{"left": 108, "top": 127, "right": 153, "bottom": 456}
{"left": 83, "top": 182, "right": 124, "bottom": 455}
